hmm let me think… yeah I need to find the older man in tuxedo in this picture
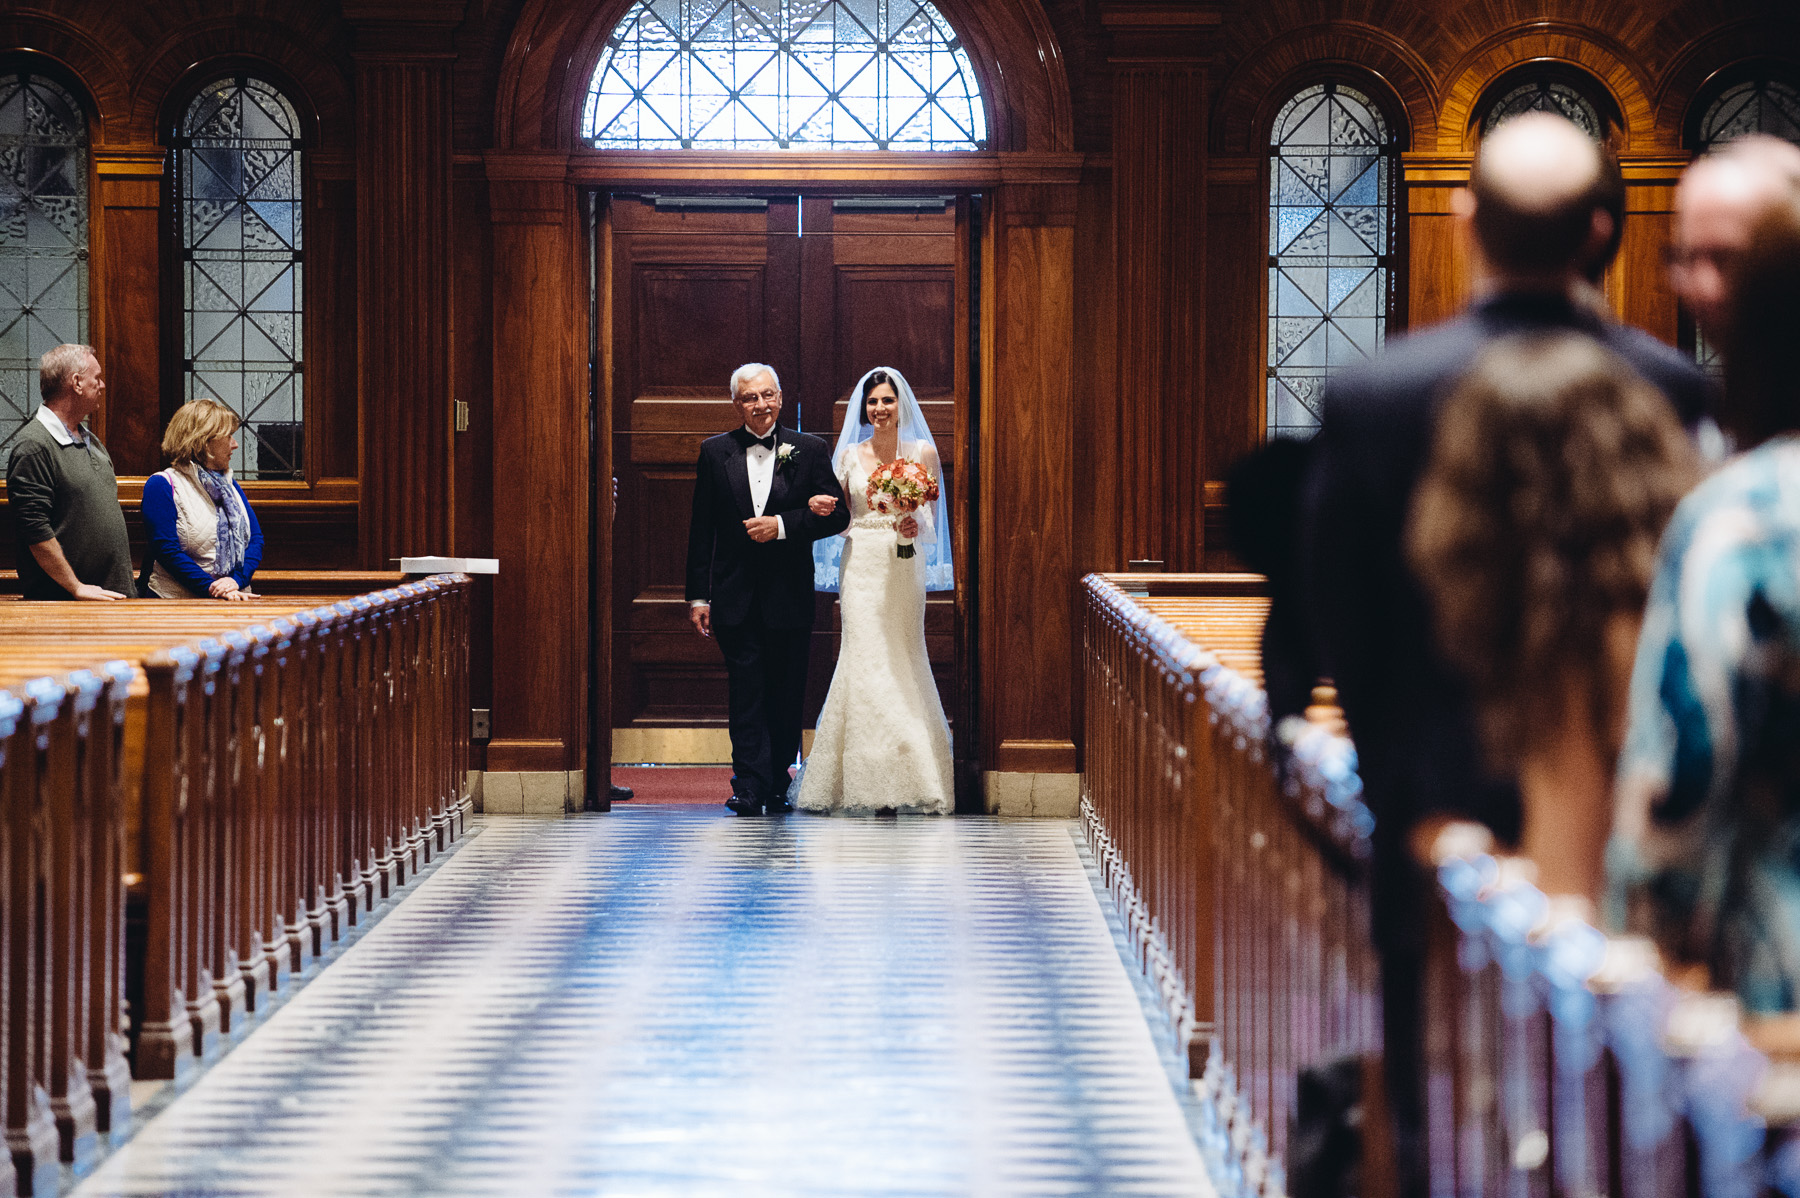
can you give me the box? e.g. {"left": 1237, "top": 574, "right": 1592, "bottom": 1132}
{"left": 687, "top": 363, "right": 850, "bottom": 816}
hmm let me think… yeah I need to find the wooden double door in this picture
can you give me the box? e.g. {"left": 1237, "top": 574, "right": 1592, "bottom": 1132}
{"left": 605, "top": 193, "right": 974, "bottom": 785}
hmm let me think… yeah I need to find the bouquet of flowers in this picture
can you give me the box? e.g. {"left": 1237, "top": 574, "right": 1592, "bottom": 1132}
{"left": 865, "top": 458, "right": 941, "bottom": 558}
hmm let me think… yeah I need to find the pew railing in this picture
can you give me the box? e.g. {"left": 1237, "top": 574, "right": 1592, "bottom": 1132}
{"left": 0, "top": 574, "right": 474, "bottom": 1192}
{"left": 1081, "top": 572, "right": 1380, "bottom": 1195}
{"left": 1427, "top": 845, "right": 1800, "bottom": 1197}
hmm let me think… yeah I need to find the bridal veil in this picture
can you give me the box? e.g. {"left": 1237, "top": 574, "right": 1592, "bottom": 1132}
{"left": 812, "top": 366, "right": 954, "bottom": 593}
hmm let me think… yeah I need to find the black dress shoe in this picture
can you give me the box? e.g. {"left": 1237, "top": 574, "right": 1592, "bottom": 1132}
{"left": 765, "top": 796, "right": 794, "bottom": 814}
{"left": 725, "top": 793, "right": 764, "bottom": 817}
{"left": 609, "top": 783, "right": 634, "bottom": 801}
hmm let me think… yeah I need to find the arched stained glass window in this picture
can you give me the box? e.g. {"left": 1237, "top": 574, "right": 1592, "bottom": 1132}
{"left": 175, "top": 76, "right": 303, "bottom": 479}
{"left": 0, "top": 71, "right": 88, "bottom": 456}
{"left": 1698, "top": 78, "right": 1800, "bottom": 147}
{"left": 1267, "top": 83, "right": 1396, "bottom": 440}
{"left": 583, "top": 0, "right": 986, "bottom": 150}
{"left": 1483, "top": 78, "right": 1604, "bottom": 139}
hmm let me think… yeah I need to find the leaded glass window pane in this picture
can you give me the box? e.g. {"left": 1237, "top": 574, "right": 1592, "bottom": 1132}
{"left": 177, "top": 77, "right": 303, "bottom": 479}
{"left": 1483, "top": 80, "right": 1604, "bottom": 140}
{"left": 0, "top": 72, "right": 88, "bottom": 457}
{"left": 584, "top": 0, "right": 986, "bottom": 150}
{"left": 1267, "top": 83, "right": 1394, "bottom": 440}
{"left": 1698, "top": 79, "right": 1800, "bottom": 149}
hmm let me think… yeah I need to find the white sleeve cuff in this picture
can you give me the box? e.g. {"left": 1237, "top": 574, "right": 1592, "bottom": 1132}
{"left": 690, "top": 599, "right": 709, "bottom": 609}
{"left": 775, "top": 515, "right": 787, "bottom": 540}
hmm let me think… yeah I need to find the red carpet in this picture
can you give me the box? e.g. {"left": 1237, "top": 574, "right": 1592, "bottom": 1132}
{"left": 610, "top": 765, "right": 797, "bottom": 805}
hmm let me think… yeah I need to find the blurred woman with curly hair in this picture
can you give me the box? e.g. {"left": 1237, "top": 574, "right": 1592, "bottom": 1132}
{"left": 1408, "top": 332, "right": 1697, "bottom": 904}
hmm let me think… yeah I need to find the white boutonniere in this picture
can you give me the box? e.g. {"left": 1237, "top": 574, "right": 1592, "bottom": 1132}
{"left": 775, "top": 442, "right": 798, "bottom": 470}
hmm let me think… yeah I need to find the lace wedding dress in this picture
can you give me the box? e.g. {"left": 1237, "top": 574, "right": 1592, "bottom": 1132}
{"left": 797, "top": 444, "right": 954, "bottom": 815}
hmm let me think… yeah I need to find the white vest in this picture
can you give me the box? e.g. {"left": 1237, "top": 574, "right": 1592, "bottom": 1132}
{"left": 149, "top": 464, "right": 248, "bottom": 599}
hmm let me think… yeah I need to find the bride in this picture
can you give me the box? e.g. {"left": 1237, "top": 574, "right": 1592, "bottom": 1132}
{"left": 795, "top": 367, "right": 955, "bottom": 815}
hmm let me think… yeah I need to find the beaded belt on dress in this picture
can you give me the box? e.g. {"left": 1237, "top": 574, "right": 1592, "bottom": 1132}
{"left": 851, "top": 513, "right": 898, "bottom": 530}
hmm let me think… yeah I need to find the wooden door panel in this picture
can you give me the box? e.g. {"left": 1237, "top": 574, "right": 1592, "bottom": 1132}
{"left": 635, "top": 266, "right": 766, "bottom": 385}
{"left": 612, "top": 201, "right": 790, "bottom": 728}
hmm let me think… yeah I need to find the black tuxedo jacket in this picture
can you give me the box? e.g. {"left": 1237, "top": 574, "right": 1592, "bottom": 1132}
{"left": 685, "top": 425, "right": 850, "bottom": 628}
{"left": 1298, "top": 292, "right": 1715, "bottom": 877}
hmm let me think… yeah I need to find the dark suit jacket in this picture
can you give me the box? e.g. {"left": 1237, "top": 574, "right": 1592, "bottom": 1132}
{"left": 1300, "top": 292, "right": 1715, "bottom": 871}
{"left": 685, "top": 425, "right": 850, "bottom": 628}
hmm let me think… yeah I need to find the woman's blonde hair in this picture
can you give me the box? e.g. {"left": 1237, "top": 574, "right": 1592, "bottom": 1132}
{"left": 162, "top": 398, "right": 240, "bottom": 466}
{"left": 1408, "top": 332, "right": 1698, "bottom": 771}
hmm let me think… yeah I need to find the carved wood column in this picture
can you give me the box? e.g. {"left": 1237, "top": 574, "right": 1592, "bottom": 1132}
{"left": 1112, "top": 61, "right": 1208, "bottom": 569}
{"left": 344, "top": 2, "right": 464, "bottom": 564}
{"left": 92, "top": 147, "right": 163, "bottom": 476}
{"left": 484, "top": 154, "right": 586, "bottom": 776}
{"left": 984, "top": 158, "right": 1082, "bottom": 786}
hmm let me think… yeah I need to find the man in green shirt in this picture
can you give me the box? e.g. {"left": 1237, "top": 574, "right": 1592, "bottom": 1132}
{"left": 7, "top": 343, "right": 133, "bottom": 600}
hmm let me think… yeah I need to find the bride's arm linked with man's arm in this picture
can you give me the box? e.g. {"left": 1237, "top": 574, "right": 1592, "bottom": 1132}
{"left": 780, "top": 435, "right": 851, "bottom": 542}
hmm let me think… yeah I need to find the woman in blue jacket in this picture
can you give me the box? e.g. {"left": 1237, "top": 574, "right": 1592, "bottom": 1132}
{"left": 141, "top": 398, "right": 263, "bottom": 600}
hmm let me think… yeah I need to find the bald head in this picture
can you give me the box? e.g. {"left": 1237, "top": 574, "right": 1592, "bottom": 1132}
{"left": 1674, "top": 134, "right": 1800, "bottom": 333}
{"left": 1468, "top": 112, "right": 1613, "bottom": 281}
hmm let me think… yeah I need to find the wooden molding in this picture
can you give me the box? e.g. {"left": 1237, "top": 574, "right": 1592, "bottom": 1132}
{"left": 0, "top": 478, "right": 359, "bottom": 506}
{"left": 994, "top": 739, "right": 1079, "bottom": 774}
{"left": 485, "top": 738, "right": 571, "bottom": 772}
{"left": 1100, "top": 7, "right": 1224, "bottom": 29}
{"left": 93, "top": 148, "right": 163, "bottom": 177}
{"left": 1208, "top": 22, "right": 1438, "bottom": 155}
{"left": 1436, "top": 23, "right": 1657, "bottom": 153}
{"left": 484, "top": 150, "right": 573, "bottom": 182}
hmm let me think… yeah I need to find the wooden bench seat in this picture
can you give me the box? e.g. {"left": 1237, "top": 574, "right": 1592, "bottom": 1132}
{"left": 0, "top": 576, "right": 472, "bottom": 1192}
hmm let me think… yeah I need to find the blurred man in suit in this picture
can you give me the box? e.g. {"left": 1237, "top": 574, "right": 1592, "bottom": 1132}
{"left": 1298, "top": 112, "right": 1711, "bottom": 1195}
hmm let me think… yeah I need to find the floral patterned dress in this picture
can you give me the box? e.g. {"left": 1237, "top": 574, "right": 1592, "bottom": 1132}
{"left": 1611, "top": 434, "right": 1800, "bottom": 1011}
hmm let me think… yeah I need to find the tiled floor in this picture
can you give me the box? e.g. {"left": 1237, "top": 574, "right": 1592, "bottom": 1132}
{"left": 76, "top": 810, "right": 1212, "bottom": 1197}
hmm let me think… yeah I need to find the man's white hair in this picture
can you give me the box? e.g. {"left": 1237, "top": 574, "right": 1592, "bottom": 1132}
{"left": 39, "top": 343, "right": 95, "bottom": 401}
{"left": 729, "top": 362, "right": 781, "bottom": 399}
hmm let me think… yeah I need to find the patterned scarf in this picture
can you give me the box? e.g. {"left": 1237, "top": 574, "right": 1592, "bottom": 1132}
{"left": 195, "top": 464, "right": 249, "bottom": 577}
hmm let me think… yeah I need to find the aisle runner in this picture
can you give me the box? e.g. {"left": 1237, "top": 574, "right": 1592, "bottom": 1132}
{"left": 77, "top": 811, "right": 1211, "bottom": 1198}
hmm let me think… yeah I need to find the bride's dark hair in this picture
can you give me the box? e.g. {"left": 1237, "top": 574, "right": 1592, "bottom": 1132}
{"left": 859, "top": 369, "right": 898, "bottom": 426}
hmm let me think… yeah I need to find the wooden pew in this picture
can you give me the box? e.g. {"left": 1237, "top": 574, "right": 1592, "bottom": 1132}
{"left": 1081, "top": 572, "right": 1378, "bottom": 1193}
{"left": 1423, "top": 842, "right": 1800, "bottom": 1196}
{"left": 0, "top": 576, "right": 472, "bottom": 1192}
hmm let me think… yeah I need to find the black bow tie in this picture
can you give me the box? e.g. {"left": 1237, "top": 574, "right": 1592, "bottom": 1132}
{"left": 746, "top": 431, "right": 776, "bottom": 451}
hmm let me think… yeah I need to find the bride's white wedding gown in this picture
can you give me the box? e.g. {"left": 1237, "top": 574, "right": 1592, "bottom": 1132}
{"left": 797, "top": 444, "right": 954, "bottom": 815}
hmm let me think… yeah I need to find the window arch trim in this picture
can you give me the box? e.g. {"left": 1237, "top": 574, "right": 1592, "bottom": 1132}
{"left": 1682, "top": 59, "right": 1800, "bottom": 151}
{"left": 1470, "top": 61, "right": 1623, "bottom": 143}
{"left": 1252, "top": 63, "right": 1414, "bottom": 156}
{"left": 157, "top": 57, "right": 323, "bottom": 151}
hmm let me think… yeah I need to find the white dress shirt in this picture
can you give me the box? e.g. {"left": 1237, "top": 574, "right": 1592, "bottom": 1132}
{"left": 742, "top": 428, "right": 784, "bottom": 535}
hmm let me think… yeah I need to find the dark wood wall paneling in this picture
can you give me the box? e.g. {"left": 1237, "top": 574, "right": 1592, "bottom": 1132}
{"left": 4, "top": 0, "right": 1795, "bottom": 785}
{"left": 347, "top": 2, "right": 463, "bottom": 565}
{"left": 1110, "top": 10, "right": 1212, "bottom": 573}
